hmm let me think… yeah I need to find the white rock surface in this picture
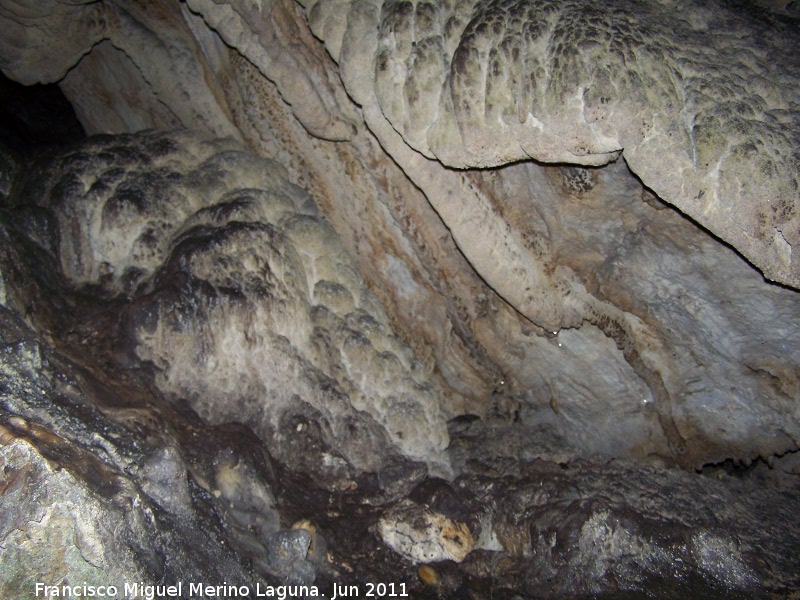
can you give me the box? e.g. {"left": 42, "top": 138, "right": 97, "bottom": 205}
{"left": 1, "top": 0, "right": 799, "bottom": 471}
{"left": 23, "top": 131, "right": 450, "bottom": 474}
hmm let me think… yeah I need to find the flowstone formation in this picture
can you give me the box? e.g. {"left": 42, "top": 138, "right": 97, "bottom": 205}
{"left": 2, "top": 0, "right": 797, "bottom": 470}
{"left": 307, "top": 0, "right": 800, "bottom": 286}
{"left": 1, "top": 0, "right": 800, "bottom": 596}
{"left": 19, "top": 130, "right": 450, "bottom": 477}
{"left": 2, "top": 130, "right": 799, "bottom": 599}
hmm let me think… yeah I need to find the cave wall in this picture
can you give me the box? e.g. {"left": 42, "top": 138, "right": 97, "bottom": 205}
{"left": 4, "top": 0, "right": 796, "bottom": 468}
{"left": 1, "top": 0, "right": 800, "bottom": 594}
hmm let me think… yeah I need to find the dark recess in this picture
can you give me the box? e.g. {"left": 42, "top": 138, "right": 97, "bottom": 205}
{"left": 0, "top": 72, "right": 85, "bottom": 155}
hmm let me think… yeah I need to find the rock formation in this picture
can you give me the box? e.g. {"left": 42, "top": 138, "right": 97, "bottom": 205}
{"left": 0, "top": 0, "right": 799, "bottom": 597}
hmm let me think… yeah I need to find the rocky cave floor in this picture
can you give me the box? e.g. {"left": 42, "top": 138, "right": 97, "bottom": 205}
{"left": 1, "top": 81, "right": 799, "bottom": 600}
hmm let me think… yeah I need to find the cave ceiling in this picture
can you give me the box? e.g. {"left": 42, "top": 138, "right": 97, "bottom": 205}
{"left": 0, "top": 0, "right": 799, "bottom": 597}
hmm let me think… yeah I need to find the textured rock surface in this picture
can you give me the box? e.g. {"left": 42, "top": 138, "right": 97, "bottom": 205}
{"left": 16, "top": 130, "right": 450, "bottom": 475}
{"left": 0, "top": 0, "right": 241, "bottom": 139}
{"left": 306, "top": 0, "right": 800, "bottom": 288}
{"left": 40, "top": 0, "right": 790, "bottom": 470}
{"left": 0, "top": 128, "right": 796, "bottom": 599}
{"left": 0, "top": 305, "right": 271, "bottom": 595}
{"left": 0, "top": 0, "right": 799, "bottom": 597}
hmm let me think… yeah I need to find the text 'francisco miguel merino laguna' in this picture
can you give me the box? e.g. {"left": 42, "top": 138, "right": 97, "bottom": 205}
{"left": 35, "top": 581, "right": 410, "bottom": 599}
{"left": 35, "top": 582, "right": 321, "bottom": 599}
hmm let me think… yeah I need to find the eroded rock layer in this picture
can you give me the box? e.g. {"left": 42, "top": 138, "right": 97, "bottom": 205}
{"left": 1, "top": 131, "right": 799, "bottom": 598}
{"left": 2, "top": 0, "right": 794, "bottom": 468}
{"left": 0, "top": 0, "right": 799, "bottom": 596}
{"left": 18, "top": 131, "right": 450, "bottom": 475}
{"left": 306, "top": 0, "right": 800, "bottom": 286}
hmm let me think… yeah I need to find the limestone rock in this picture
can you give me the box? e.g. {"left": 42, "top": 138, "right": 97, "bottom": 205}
{"left": 0, "top": 0, "right": 241, "bottom": 139}
{"left": 465, "top": 159, "right": 800, "bottom": 469}
{"left": 184, "top": 0, "right": 356, "bottom": 141}
{"left": 0, "top": 0, "right": 107, "bottom": 85}
{"left": 15, "top": 130, "right": 451, "bottom": 475}
{"left": 310, "top": 0, "right": 800, "bottom": 287}
{"left": 0, "top": 3, "right": 800, "bottom": 597}
{"left": 378, "top": 498, "right": 475, "bottom": 564}
{"left": 0, "top": 0, "right": 798, "bottom": 472}
{"left": 470, "top": 457, "right": 800, "bottom": 597}
{"left": 0, "top": 306, "right": 270, "bottom": 594}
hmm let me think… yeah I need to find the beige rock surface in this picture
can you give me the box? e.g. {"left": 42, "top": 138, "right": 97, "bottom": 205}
{"left": 0, "top": 0, "right": 241, "bottom": 139}
{"left": 377, "top": 498, "right": 475, "bottom": 563}
{"left": 1, "top": 0, "right": 799, "bottom": 471}
{"left": 1, "top": 2, "right": 800, "bottom": 586}
{"left": 307, "top": 0, "right": 800, "bottom": 287}
{"left": 21, "top": 130, "right": 450, "bottom": 474}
